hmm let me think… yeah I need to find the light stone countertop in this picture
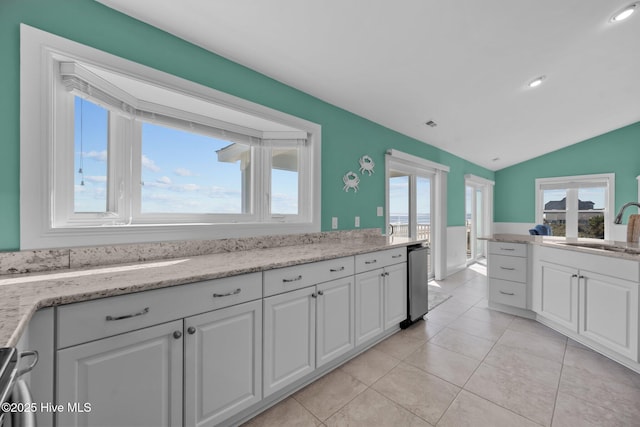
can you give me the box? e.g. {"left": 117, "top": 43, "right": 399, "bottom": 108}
{"left": 0, "top": 233, "right": 423, "bottom": 347}
{"left": 481, "top": 234, "right": 640, "bottom": 261}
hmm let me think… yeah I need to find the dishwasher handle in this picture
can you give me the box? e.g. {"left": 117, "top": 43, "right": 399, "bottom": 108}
{"left": 16, "top": 351, "right": 38, "bottom": 378}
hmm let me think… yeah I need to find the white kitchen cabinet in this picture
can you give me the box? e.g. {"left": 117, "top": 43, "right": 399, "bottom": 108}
{"left": 533, "top": 245, "right": 640, "bottom": 362}
{"left": 316, "top": 276, "right": 356, "bottom": 367}
{"left": 536, "top": 260, "right": 579, "bottom": 332}
{"left": 487, "top": 242, "right": 529, "bottom": 310}
{"left": 57, "top": 320, "right": 183, "bottom": 427}
{"left": 184, "top": 300, "right": 262, "bottom": 427}
{"left": 263, "top": 286, "right": 316, "bottom": 397}
{"left": 354, "top": 269, "right": 384, "bottom": 346}
{"left": 384, "top": 262, "right": 408, "bottom": 330}
{"left": 354, "top": 248, "right": 407, "bottom": 345}
{"left": 263, "top": 275, "right": 356, "bottom": 396}
{"left": 580, "top": 270, "right": 638, "bottom": 360}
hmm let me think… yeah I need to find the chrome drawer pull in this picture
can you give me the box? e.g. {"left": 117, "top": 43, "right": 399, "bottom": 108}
{"left": 365, "top": 259, "right": 377, "bottom": 265}
{"left": 392, "top": 254, "right": 403, "bottom": 259}
{"left": 106, "top": 307, "right": 150, "bottom": 321}
{"left": 330, "top": 266, "right": 345, "bottom": 272}
{"left": 499, "top": 266, "right": 516, "bottom": 271}
{"left": 499, "top": 290, "right": 515, "bottom": 296}
{"left": 213, "top": 288, "right": 241, "bottom": 298}
{"left": 283, "top": 275, "right": 303, "bottom": 283}
{"left": 500, "top": 247, "right": 515, "bottom": 251}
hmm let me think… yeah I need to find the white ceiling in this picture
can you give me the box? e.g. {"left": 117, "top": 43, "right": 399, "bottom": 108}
{"left": 97, "top": 0, "right": 640, "bottom": 170}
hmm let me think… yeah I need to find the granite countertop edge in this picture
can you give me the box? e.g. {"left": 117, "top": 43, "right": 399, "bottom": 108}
{"left": 1, "top": 236, "right": 424, "bottom": 347}
{"left": 480, "top": 234, "right": 640, "bottom": 261}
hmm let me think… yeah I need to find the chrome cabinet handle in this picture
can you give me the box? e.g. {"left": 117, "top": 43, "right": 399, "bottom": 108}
{"left": 17, "top": 350, "right": 39, "bottom": 377}
{"left": 499, "top": 266, "right": 516, "bottom": 271}
{"left": 173, "top": 331, "right": 182, "bottom": 339}
{"left": 499, "top": 290, "right": 515, "bottom": 296}
{"left": 283, "top": 275, "right": 303, "bottom": 283}
{"left": 213, "top": 288, "right": 241, "bottom": 298}
{"left": 365, "top": 260, "right": 377, "bottom": 265}
{"left": 311, "top": 292, "right": 317, "bottom": 298}
{"left": 187, "top": 326, "right": 196, "bottom": 335}
{"left": 500, "top": 247, "right": 515, "bottom": 251}
{"left": 318, "top": 290, "right": 324, "bottom": 296}
{"left": 330, "top": 266, "right": 345, "bottom": 272}
{"left": 392, "top": 254, "right": 403, "bottom": 259}
{"left": 106, "top": 307, "right": 150, "bottom": 321}
{"left": 571, "top": 274, "right": 578, "bottom": 278}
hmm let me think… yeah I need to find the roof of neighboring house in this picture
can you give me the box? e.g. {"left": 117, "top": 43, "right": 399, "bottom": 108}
{"left": 544, "top": 197, "right": 595, "bottom": 210}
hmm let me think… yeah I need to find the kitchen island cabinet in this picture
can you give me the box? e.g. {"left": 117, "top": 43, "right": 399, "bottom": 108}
{"left": 533, "top": 245, "right": 639, "bottom": 362}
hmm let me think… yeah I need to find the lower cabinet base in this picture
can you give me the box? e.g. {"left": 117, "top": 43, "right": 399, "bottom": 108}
{"left": 487, "top": 301, "right": 535, "bottom": 320}
{"left": 219, "top": 325, "right": 401, "bottom": 427}
{"left": 535, "top": 315, "right": 640, "bottom": 375}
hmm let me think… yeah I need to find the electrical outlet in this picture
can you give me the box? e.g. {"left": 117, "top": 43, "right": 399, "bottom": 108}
{"left": 355, "top": 216, "right": 360, "bottom": 227}
{"left": 377, "top": 206, "right": 383, "bottom": 217}
{"left": 332, "top": 217, "right": 338, "bottom": 229}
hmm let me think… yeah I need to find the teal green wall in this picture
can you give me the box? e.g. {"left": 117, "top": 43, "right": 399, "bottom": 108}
{"left": 0, "top": 0, "right": 493, "bottom": 251}
{"left": 495, "top": 122, "right": 640, "bottom": 224}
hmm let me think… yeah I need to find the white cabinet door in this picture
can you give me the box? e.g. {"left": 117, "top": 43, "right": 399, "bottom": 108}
{"left": 580, "top": 271, "right": 639, "bottom": 361}
{"left": 384, "top": 263, "right": 407, "bottom": 330}
{"left": 537, "top": 261, "right": 579, "bottom": 332}
{"left": 184, "top": 300, "right": 262, "bottom": 427}
{"left": 263, "top": 286, "right": 316, "bottom": 397}
{"left": 57, "top": 320, "right": 183, "bottom": 427}
{"left": 355, "top": 269, "right": 384, "bottom": 346}
{"left": 316, "top": 277, "right": 355, "bottom": 367}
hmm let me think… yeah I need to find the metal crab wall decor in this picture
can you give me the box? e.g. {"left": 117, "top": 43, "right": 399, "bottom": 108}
{"left": 343, "top": 171, "right": 360, "bottom": 192}
{"left": 358, "top": 155, "right": 375, "bottom": 176}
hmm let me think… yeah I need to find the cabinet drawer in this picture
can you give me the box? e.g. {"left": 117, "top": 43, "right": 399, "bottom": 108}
{"left": 489, "top": 279, "right": 527, "bottom": 308}
{"left": 263, "top": 256, "right": 354, "bottom": 297}
{"left": 488, "top": 254, "right": 527, "bottom": 283}
{"left": 489, "top": 242, "right": 527, "bottom": 257}
{"left": 355, "top": 247, "right": 406, "bottom": 273}
{"left": 57, "top": 273, "right": 262, "bottom": 349}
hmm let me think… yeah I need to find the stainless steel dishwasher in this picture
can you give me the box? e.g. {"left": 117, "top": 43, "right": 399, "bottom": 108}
{"left": 400, "top": 243, "right": 430, "bottom": 329}
{"left": 0, "top": 347, "right": 38, "bottom": 427}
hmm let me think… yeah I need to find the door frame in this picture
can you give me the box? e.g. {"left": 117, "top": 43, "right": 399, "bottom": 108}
{"left": 465, "top": 174, "right": 494, "bottom": 264}
{"left": 385, "top": 150, "right": 448, "bottom": 280}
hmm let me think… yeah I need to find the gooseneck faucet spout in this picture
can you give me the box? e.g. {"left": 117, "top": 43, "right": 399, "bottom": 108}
{"left": 614, "top": 202, "right": 640, "bottom": 224}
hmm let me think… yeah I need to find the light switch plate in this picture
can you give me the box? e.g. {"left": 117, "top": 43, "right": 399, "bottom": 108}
{"left": 332, "top": 217, "right": 338, "bottom": 229}
{"left": 377, "top": 206, "right": 383, "bottom": 216}
{"left": 355, "top": 216, "right": 360, "bottom": 227}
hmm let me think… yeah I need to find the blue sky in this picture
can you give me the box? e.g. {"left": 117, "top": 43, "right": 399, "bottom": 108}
{"left": 389, "top": 175, "right": 431, "bottom": 221}
{"left": 74, "top": 97, "right": 298, "bottom": 215}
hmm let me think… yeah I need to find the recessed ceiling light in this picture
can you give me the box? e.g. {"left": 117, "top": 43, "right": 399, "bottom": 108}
{"left": 491, "top": 157, "right": 500, "bottom": 162}
{"left": 528, "top": 76, "right": 546, "bottom": 88}
{"left": 611, "top": 3, "right": 637, "bottom": 22}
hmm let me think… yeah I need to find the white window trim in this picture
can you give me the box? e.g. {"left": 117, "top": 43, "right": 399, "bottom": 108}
{"left": 464, "top": 174, "right": 495, "bottom": 261}
{"left": 535, "top": 173, "right": 615, "bottom": 240}
{"left": 385, "top": 149, "right": 448, "bottom": 280}
{"left": 20, "top": 24, "right": 321, "bottom": 249}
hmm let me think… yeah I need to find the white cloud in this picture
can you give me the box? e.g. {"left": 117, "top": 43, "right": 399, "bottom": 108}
{"left": 84, "top": 175, "right": 107, "bottom": 183}
{"left": 83, "top": 150, "right": 108, "bottom": 162}
{"left": 156, "top": 176, "right": 172, "bottom": 185}
{"left": 142, "top": 155, "right": 161, "bottom": 172}
{"left": 174, "top": 168, "right": 194, "bottom": 177}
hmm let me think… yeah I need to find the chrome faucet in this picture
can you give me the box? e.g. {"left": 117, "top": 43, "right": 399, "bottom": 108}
{"left": 614, "top": 202, "right": 640, "bottom": 224}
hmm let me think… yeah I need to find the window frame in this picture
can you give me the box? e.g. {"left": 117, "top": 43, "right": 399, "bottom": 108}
{"left": 20, "top": 24, "right": 321, "bottom": 249}
{"left": 535, "top": 173, "right": 614, "bottom": 240}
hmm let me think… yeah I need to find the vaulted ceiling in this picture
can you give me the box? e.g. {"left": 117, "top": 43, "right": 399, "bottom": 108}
{"left": 98, "top": 0, "right": 640, "bottom": 170}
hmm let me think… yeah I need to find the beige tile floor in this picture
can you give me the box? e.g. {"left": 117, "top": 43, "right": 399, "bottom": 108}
{"left": 243, "top": 264, "right": 640, "bottom": 427}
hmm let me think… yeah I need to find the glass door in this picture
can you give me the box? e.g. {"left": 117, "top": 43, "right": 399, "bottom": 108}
{"left": 465, "top": 180, "right": 491, "bottom": 265}
{"left": 388, "top": 170, "right": 434, "bottom": 277}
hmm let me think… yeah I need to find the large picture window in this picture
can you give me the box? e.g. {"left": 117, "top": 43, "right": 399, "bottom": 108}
{"left": 535, "top": 174, "right": 614, "bottom": 240}
{"left": 21, "top": 25, "right": 321, "bottom": 249}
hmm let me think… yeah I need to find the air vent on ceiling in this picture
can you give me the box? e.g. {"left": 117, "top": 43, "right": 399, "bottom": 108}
{"left": 425, "top": 120, "right": 437, "bottom": 128}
